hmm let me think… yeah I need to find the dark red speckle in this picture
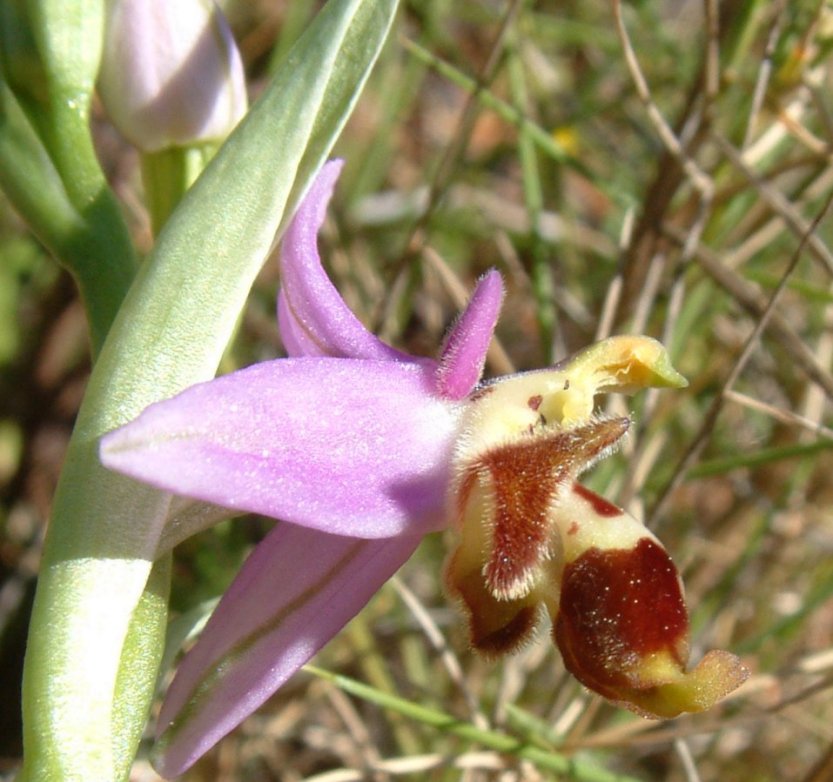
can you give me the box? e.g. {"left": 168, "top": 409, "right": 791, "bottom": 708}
{"left": 567, "top": 521, "right": 580, "bottom": 535}
{"left": 573, "top": 483, "right": 621, "bottom": 517}
{"left": 469, "top": 386, "right": 495, "bottom": 403}
{"left": 527, "top": 394, "right": 543, "bottom": 411}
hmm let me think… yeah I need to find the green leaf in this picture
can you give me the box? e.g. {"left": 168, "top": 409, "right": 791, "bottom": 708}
{"left": 20, "top": 1, "right": 400, "bottom": 780}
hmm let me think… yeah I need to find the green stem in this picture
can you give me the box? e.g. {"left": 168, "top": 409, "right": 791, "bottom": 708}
{"left": 113, "top": 555, "right": 171, "bottom": 780}
{"left": 0, "top": 0, "right": 137, "bottom": 355}
{"left": 507, "top": 33, "right": 556, "bottom": 361}
{"left": 688, "top": 437, "right": 833, "bottom": 478}
{"left": 402, "top": 37, "right": 576, "bottom": 168}
{"left": 24, "top": 0, "right": 107, "bottom": 205}
{"left": 140, "top": 145, "right": 218, "bottom": 236}
{"left": 0, "top": 74, "right": 136, "bottom": 355}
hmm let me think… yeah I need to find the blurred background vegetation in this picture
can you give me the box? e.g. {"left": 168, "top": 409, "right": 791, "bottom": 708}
{"left": 3, "top": 1, "right": 833, "bottom": 780}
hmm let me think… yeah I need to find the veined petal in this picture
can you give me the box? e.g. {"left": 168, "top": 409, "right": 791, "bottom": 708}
{"left": 278, "top": 160, "right": 411, "bottom": 361}
{"left": 154, "top": 522, "right": 420, "bottom": 777}
{"left": 277, "top": 287, "right": 325, "bottom": 357}
{"left": 100, "top": 359, "right": 459, "bottom": 538}
{"left": 434, "top": 270, "right": 504, "bottom": 400}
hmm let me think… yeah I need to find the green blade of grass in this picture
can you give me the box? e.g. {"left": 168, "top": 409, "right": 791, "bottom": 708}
{"left": 688, "top": 438, "right": 833, "bottom": 479}
{"left": 306, "top": 665, "right": 645, "bottom": 782}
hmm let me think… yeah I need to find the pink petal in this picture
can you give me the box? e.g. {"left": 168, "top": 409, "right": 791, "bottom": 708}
{"left": 154, "top": 522, "right": 420, "bottom": 777}
{"left": 100, "top": 358, "right": 459, "bottom": 538}
{"left": 277, "top": 287, "right": 323, "bottom": 357}
{"left": 434, "top": 270, "right": 504, "bottom": 399}
{"left": 278, "top": 160, "right": 411, "bottom": 361}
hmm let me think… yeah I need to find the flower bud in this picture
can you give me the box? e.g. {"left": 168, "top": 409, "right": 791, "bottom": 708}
{"left": 98, "top": 0, "right": 247, "bottom": 152}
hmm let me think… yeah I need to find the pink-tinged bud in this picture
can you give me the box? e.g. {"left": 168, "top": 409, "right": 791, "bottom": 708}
{"left": 98, "top": 0, "right": 247, "bottom": 152}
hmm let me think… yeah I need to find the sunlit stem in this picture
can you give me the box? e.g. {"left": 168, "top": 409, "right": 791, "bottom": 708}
{"left": 140, "top": 144, "right": 219, "bottom": 235}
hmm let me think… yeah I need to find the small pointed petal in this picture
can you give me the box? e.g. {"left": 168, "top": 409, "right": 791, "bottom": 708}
{"left": 434, "top": 270, "right": 504, "bottom": 400}
{"left": 444, "top": 459, "right": 550, "bottom": 655}
{"left": 445, "top": 537, "right": 542, "bottom": 657}
{"left": 278, "top": 160, "right": 411, "bottom": 362}
{"left": 101, "top": 358, "right": 458, "bottom": 538}
{"left": 154, "top": 522, "right": 420, "bottom": 777}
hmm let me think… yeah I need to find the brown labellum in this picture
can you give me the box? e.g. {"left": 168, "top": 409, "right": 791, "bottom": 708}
{"left": 555, "top": 539, "right": 689, "bottom": 694}
{"left": 554, "top": 539, "right": 749, "bottom": 718}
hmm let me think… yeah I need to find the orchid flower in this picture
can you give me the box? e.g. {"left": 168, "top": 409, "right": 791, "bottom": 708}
{"left": 100, "top": 160, "right": 748, "bottom": 777}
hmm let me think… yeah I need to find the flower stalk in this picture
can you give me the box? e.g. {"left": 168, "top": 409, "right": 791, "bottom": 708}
{"left": 0, "top": 0, "right": 136, "bottom": 354}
